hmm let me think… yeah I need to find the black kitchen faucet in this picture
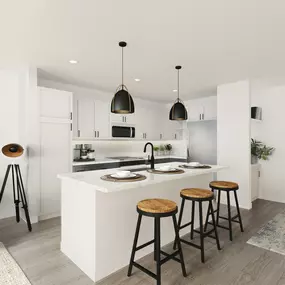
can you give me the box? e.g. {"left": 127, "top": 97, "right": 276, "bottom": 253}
{"left": 143, "top": 142, "right": 155, "bottom": 169}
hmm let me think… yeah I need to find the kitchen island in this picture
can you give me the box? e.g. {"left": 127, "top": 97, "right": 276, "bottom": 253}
{"left": 58, "top": 162, "right": 226, "bottom": 282}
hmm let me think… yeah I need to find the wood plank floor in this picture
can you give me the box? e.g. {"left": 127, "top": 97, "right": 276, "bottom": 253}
{"left": 0, "top": 199, "right": 285, "bottom": 285}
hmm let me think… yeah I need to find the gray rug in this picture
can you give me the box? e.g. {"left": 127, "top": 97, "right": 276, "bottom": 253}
{"left": 247, "top": 211, "right": 285, "bottom": 255}
{"left": 0, "top": 242, "right": 31, "bottom": 284}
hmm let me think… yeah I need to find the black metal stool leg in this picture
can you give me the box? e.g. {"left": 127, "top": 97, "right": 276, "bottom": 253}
{"left": 172, "top": 214, "right": 187, "bottom": 277}
{"left": 204, "top": 189, "right": 214, "bottom": 232}
{"left": 209, "top": 200, "right": 221, "bottom": 250}
{"left": 0, "top": 165, "right": 11, "bottom": 203}
{"left": 190, "top": 201, "right": 195, "bottom": 240}
{"left": 173, "top": 198, "right": 185, "bottom": 250}
{"left": 216, "top": 190, "right": 221, "bottom": 226}
{"left": 15, "top": 165, "right": 32, "bottom": 231}
{"left": 204, "top": 204, "right": 210, "bottom": 232}
{"left": 227, "top": 191, "right": 233, "bottom": 241}
{"left": 199, "top": 201, "right": 205, "bottom": 263}
{"left": 128, "top": 214, "right": 142, "bottom": 276}
{"left": 12, "top": 165, "right": 20, "bottom": 223}
{"left": 234, "top": 190, "right": 244, "bottom": 232}
{"left": 155, "top": 217, "right": 161, "bottom": 285}
{"left": 154, "top": 218, "right": 157, "bottom": 261}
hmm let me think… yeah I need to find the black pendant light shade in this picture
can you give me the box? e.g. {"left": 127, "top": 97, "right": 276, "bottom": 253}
{"left": 169, "top": 100, "right": 188, "bottom": 120}
{"left": 111, "top": 87, "right": 134, "bottom": 113}
{"left": 111, "top": 41, "right": 135, "bottom": 114}
{"left": 169, "top": 66, "right": 188, "bottom": 120}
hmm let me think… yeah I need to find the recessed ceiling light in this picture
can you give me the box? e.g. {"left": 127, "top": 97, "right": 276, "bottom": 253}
{"left": 134, "top": 78, "right": 141, "bottom": 82}
{"left": 173, "top": 89, "right": 178, "bottom": 92}
{"left": 69, "top": 60, "right": 78, "bottom": 64}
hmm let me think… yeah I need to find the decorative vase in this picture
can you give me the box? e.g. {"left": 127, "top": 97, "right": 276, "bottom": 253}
{"left": 251, "top": 155, "right": 258, "bottom": 164}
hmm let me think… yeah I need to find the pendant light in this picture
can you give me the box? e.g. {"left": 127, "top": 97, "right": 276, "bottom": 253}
{"left": 111, "top": 41, "right": 135, "bottom": 114}
{"left": 169, "top": 66, "right": 188, "bottom": 120}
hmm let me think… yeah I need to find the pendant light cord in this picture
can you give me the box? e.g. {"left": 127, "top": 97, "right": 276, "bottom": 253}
{"left": 122, "top": 46, "right": 124, "bottom": 86}
{"left": 177, "top": 68, "right": 180, "bottom": 100}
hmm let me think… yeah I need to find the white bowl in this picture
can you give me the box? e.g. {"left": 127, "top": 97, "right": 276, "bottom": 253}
{"left": 116, "top": 171, "right": 131, "bottom": 178}
{"left": 188, "top": 162, "right": 200, "bottom": 167}
{"left": 81, "top": 156, "right": 88, "bottom": 159}
{"left": 158, "top": 165, "right": 172, "bottom": 171}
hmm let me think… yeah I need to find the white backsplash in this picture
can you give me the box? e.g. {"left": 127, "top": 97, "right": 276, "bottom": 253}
{"left": 72, "top": 140, "right": 187, "bottom": 159}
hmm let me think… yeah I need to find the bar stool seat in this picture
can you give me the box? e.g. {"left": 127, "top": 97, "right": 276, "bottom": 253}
{"left": 128, "top": 198, "right": 187, "bottom": 285}
{"left": 181, "top": 188, "right": 213, "bottom": 199}
{"left": 137, "top": 198, "right": 177, "bottom": 214}
{"left": 209, "top": 181, "right": 238, "bottom": 190}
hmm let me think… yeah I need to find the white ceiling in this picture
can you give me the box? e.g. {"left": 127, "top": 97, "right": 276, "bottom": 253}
{"left": 1, "top": 0, "right": 285, "bottom": 101}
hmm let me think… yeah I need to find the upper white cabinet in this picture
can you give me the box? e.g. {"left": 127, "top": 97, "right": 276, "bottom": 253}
{"left": 186, "top": 96, "right": 217, "bottom": 122}
{"left": 76, "top": 99, "right": 94, "bottom": 138}
{"left": 94, "top": 100, "right": 110, "bottom": 138}
{"left": 201, "top": 96, "right": 217, "bottom": 120}
{"left": 161, "top": 105, "right": 182, "bottom": 140}
{"left": 110, "top": 113, "right": 136, "bottom": 125}
{"left": 74, "top": 97, "right": 110, "bottom": 139}
{"left": 72, "top": 94, "right": 185, "bottom": 141}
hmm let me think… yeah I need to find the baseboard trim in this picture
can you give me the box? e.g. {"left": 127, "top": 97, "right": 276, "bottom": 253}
{"left": 39, "top": 212, "right": 61, "bottom": 221}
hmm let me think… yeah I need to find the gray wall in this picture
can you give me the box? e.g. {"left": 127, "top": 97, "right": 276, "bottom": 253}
{"left": 188, "top": 120, "right": 217, "bottom": 165}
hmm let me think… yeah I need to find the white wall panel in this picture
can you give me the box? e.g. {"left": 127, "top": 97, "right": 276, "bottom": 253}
{"left": 217, "top": 80, "right": 251, "bottom": 209}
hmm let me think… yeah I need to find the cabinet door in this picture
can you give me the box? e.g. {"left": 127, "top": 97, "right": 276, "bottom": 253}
{"left": 77, "top": 99, "right": 95, "bottom": 138}
{"left": 110, "top": 113, "right": 125, "bottom": 123}
{"left": 94, "top": 100, "right": 110, "bottom": 138}
{"left": 40, "top": 87, "right": 72, "bottom": 120}
{"left": 186, "top": 99, "right": 203, "bottom": 122}
{"left": 135, "top": 106, "right": 146, "bottom": 139}
{"left": 40, "top": 121, "right": 72, "bottom": 216}
{"left": 202, "top": 96, "right": 217, "bottom": 120}
{"left": 125, "top": 113, "right": 136, "bottom": 125}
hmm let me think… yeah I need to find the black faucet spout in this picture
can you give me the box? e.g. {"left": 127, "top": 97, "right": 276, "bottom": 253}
{"left": 144, "top": 142, "right": 155, "bottom": 169}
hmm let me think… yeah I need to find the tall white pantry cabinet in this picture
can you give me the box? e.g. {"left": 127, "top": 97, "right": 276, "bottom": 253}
{"left": 39, "top": 87, "right": 73, "bottom": 220}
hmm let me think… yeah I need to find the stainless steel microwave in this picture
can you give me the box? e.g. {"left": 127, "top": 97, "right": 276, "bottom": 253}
{"left": 112, "top": 126, "right": 135, "bottom": 138}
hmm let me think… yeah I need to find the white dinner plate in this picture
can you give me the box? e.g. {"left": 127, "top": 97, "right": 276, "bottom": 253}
{"left": 156, "top": 168, "right": 177, "bottom": 172}
{"left": 110, "top": 173, "right": 137, "bottom": 179}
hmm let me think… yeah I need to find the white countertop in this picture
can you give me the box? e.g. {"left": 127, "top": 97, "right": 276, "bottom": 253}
{"left": 72, "top": 156, "right": 186, "bottom": 166}
{"left": 59, "top": 162, "right": 227, "bottom": 193}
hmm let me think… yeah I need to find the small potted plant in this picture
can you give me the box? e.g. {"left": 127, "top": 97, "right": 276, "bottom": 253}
{"left": 165, "top": 144, "right": 173, "bottom": 156}
{"left": 153, "top": 145, "right": 159, "bottom": 156}
{"left": 159, "top": 144, "right": 165, "bottom": 156}
{"left": 251, "top": 138, "right": 275, "bottom": 164}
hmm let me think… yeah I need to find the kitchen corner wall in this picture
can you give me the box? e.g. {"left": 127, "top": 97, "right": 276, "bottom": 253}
{"left": 251, "top": 78, "right": 285, "bottom": 203}
{"left": 0, "top": 67, "right": 40, "bottom": 221}
{"left": 72, "top": 140, "right": 187, "bottom": 159}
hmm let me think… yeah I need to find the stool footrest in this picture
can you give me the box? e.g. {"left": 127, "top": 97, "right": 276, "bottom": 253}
{"left": 207, "top": 234, "right": 216, "bottom": 240}
{"left": 193, "top": 228, "right": 215, "bottom": 238}
{"left": 180, "top": 239, "right": 201, "bottom": 250}
{"left": 136, "top": 239, "right": 154, "bottom": 251}
{"left": 160, "top": 250, "right": 181, "bottom": 265}
{"left": 207, "top": 222, "right": 230, "bottom": 230}
{"left": 132, "top": 262, "right": 157, "bottom": 279}
{"left": 217, "top": 214, "right": 240, "bottom": 223}
{"left": 231, "top": 214, "right": 240, "bottom": 223}
{"left": 179, "top": 221, "right": 192, "bottom": 230}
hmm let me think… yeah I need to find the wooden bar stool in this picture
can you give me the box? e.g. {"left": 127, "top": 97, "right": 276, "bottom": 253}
{"left": 128, "top": 198, "right": 187, "bottom": 285}
{"left": 204, "top": 181, "right": 244, "bottom": 241}
{"left": 174, "top": 188, "right": 221, "bottom": 263}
